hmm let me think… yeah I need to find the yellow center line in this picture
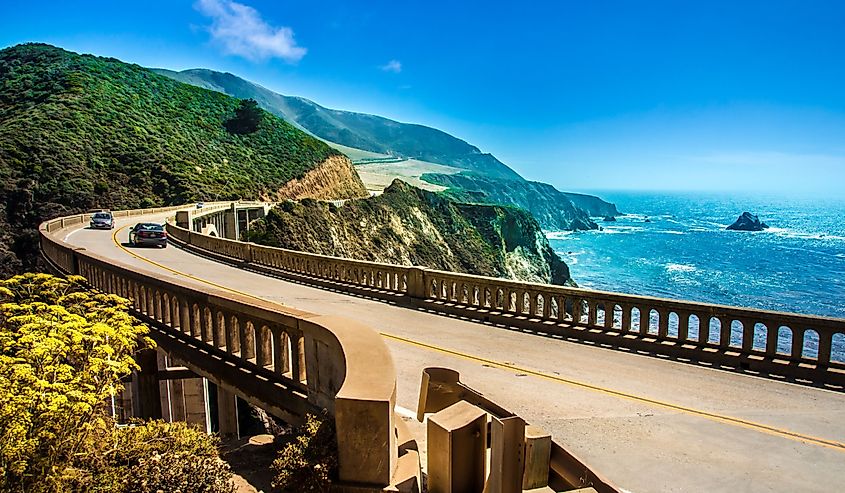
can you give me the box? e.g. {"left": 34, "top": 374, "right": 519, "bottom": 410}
{"left": 107, "top": 220, "right": 845, "bottom": 453}
{"left": 111, "top": 223, "right": 263, "bottom": 302}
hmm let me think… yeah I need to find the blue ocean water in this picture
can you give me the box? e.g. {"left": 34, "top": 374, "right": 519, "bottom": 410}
{"left": 548, "top": 191, "right": 845, "bottom": 320}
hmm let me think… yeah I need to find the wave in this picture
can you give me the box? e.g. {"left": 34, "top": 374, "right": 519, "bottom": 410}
{"left": 765, "top": 227, "right": 845, "bottom": 242}
{"left": 666, "top": 263, "right": 696, "bottom": 273}
{"left": 545, "top": 231, "right": 575, "bottom": 240}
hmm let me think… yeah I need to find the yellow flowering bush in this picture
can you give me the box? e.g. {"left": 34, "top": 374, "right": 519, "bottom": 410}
{"left": 0, "top": 273, "right": 232, "bottom": 492}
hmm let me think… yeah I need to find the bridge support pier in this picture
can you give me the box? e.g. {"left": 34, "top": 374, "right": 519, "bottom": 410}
{"left": 133, "top": 348, "right": 162, "bottom": 420}
{"left": 217, "top": 387, "right": 239, "bottom": 439}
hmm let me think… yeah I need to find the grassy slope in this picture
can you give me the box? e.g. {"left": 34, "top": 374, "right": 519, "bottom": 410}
{"left": 0, "top": 43, "right": 340, "bottom": 275}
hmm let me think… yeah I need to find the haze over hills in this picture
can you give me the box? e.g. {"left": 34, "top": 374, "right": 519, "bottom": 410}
{"left": 155, "top": 68, "right": 619, "bottom": 229}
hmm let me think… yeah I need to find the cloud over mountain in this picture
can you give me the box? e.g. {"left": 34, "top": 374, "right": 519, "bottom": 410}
{"left": 195, "top": 0, "right": 306, "bottom": 63}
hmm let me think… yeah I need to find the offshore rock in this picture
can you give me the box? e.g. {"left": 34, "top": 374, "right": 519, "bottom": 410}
{"left": 727, "top": 212, "right": 769, "bottom": 231}
{"left": 603, "top": 216, "right": 617, "bottom": 222}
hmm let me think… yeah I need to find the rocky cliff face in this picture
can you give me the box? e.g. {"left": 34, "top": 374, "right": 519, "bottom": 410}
{"left": 274, "top": 155, "right": 368, "bottom": 201}
{"left": 420, "top": 172, "right": 604, "bottom": 231}
{"left": 246, "top": 180, "right": 572, "bottom": 285}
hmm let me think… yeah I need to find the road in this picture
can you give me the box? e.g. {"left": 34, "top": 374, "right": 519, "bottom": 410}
{"left": 63, "top": 212, "right": 845, "bottom": 493}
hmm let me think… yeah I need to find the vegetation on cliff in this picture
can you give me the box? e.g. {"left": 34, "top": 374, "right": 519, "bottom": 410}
{"left": 246, "top": 180, "right": 571, "bottom": 285}
{"left": 421, "top": 171, "right": 601, "bottom": 231}
{"left": 0, "top": 273, "right": 232, "bottom": 492}
{"left": 0, "top": 43, "right": 357, "bottom": 276}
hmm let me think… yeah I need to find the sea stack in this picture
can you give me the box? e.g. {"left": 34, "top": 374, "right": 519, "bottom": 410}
{"left": 727, "top": 212, "right": 769, "bottom": 231}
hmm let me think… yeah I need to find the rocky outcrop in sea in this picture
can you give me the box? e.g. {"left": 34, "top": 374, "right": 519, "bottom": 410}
{"left": 727, "top": 212, "right": 769, "bottom": 231}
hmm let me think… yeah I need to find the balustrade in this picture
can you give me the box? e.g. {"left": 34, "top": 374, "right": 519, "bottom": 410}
{"left": 40, "top": 205, "right": 402, "bottom": 490}
{"left": 168, "top": 209, "right": 845, "bottom": 382}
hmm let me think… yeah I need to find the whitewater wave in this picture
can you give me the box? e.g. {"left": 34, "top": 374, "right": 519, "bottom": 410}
{"left": 666, "top": 263, "right": 696, "bottom": 273}
{"left": 765, "top": 227, "right": 845, "bottom": 242}
{"left": 545, "top": 231, "right": 576, "bottom": 240}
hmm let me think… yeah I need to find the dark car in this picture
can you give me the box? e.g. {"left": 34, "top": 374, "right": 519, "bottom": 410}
{"left": 129, "top": 223, "right": 167, "bottom": 248}
{"left": 89, "top": 211, "right": 115, "bottom": 229}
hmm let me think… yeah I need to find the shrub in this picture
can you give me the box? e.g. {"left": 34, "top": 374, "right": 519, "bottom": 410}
{"left": 271, "top": 414, "right": 338, "bottom": 493}
{"left": 0, "top": 273, "right": 232, "bottom": 492}
{"left": 84, "top": 420, "right": 233, "bottom": 493}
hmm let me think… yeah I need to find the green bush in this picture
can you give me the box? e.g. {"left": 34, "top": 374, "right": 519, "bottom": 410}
{"left": 271, "top": 414, "right": 338, "bottom": 493}
{"left": 82, "top": 420, "right": 233, "bottom": 493}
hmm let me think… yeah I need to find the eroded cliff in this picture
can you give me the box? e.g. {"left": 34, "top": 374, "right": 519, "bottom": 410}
{"left": 273, "top": 155, "right": 368, "bottom": 201}
{"left": 246, "top": 180, "right": 572, "bottom": 285}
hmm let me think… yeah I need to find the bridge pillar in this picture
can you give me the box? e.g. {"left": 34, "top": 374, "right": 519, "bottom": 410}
{"left": 407, "top": 267, "right": 427, "bottom": 299}
{"left": 175, "top": 210, "right": 190, "bottom": 229}
{"left": 217, "top": 387, "right": 239, "bottom": 439}
{"left": 133, "top": 348, "right": 162, "bottom": 420}
{"left": 224, "top": 210, "right": 238, "bottom": 240}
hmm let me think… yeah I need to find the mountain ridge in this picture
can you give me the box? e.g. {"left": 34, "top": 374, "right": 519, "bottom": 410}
{"left": 155, "top": 67, "right": 620, "bottom": 229}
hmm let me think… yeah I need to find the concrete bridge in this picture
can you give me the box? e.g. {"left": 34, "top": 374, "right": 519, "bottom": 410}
{"left": 40, "top": 202, "right": 845, "bottom": 493}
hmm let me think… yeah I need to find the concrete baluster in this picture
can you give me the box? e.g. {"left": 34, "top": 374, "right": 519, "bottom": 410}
{"left": 677, "top": 311, "right": 690, "bottom": 341}
{"left": 657, "top": 309, "right": 669, "bottom": 338}
{"left": 817, "top": 329, "right": 832, "bottom": 366}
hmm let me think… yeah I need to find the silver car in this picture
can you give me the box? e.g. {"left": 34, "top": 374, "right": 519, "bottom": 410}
{"left": 90, "top": 211, "right": 114, "bottom": 229}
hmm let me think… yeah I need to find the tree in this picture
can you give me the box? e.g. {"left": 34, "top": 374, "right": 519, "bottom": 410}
{"left": 224, "top": 98, "right": 262, "bottom": 135}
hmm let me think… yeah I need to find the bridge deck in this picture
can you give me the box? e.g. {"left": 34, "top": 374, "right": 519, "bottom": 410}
{"left": 64, "top": 211, "right": 845, "bottom": 493}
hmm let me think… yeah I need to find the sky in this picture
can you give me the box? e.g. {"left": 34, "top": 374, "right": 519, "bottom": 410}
{"left": 1, "top": 0, "right": 844, "bottom": 194}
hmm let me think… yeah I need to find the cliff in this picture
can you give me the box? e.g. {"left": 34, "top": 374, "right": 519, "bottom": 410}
{"left": 420, "top": 172, "right": 607, "bottom": 231}
{"left": 245, "top": 180, "right": 572, "bottom": 285}
{"left": 274, "top": 155, "right": 368, "bottom": 201}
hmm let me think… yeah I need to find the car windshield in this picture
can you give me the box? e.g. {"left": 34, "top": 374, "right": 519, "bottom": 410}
{"left": 137, "top": 223, "right": 164, "bottom": 231}
{"left": 93, "top": 213, "right": 111, "bottom": 219}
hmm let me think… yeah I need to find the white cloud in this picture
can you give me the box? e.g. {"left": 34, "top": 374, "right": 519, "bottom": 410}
{"left": 380, "top": 59, "right": 402, "bottom": 73}
{"left": 194, "top": 0, "right": 306, "bottom": 63}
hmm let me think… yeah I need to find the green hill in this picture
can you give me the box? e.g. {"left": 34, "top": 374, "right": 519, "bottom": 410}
{"left": 155, "top": 68, "right": 523, "bottom": 180}
{"left": 0, "top": 43, "right": 354, "bottom": 275}
{"left": 155, "top": 68, "right": 620, "bottom": 230}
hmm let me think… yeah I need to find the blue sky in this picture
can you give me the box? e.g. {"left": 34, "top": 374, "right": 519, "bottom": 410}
{"left": 2, "top": 0, "right": 844, "bottom": 194}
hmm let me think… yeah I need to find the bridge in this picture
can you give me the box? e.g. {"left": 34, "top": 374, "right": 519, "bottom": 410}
{"left": 40, "top": 202, "right": 845, "bottom": 493}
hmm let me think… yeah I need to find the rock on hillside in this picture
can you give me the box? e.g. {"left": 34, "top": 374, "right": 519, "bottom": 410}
{"left": 727, "top": 212, "right": 770, "bottom": 231}
{"left": 246, "top": 180, "right": 572, "bottom": 285}
{"left": 0, "top": 43, "right": 359, "bottom": 275}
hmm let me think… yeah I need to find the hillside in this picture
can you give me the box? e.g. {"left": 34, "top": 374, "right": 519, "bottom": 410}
{"left": 421, "top": 172, "right": 597, "bottom": 230}
{"left": 0, "top": 43, "right": 365, "bottom": 275}
{"left": 246, "top": 180, "right": 572, "bottom": 285}
{"left": 155, "top": 68, "right": 620, "bottom": 230}
{"left": 155, "top": 68, "right": 522, "bottom": 180}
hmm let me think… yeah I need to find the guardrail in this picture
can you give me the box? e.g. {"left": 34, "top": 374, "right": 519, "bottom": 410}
{"left": 39, "top": 205, "right": 410, "bottom": 491}
{"left": 166, "top": 205, "right": 845, "bottom": 388}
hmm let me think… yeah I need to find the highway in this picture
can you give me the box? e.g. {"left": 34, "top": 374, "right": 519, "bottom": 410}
{"left": 63, "top": 211, "right": 845, "bottom": 493}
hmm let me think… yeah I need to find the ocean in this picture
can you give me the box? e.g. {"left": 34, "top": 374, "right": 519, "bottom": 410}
{"left": 547, "top": 191, "right": 845, "bottom": 322}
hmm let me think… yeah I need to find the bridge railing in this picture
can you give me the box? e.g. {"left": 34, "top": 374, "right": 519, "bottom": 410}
{"left": 166, "top": 204, "right": 845, "bottom": 386}
{"left": 40, "top": 206, "right": 404, "bottom": 490}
